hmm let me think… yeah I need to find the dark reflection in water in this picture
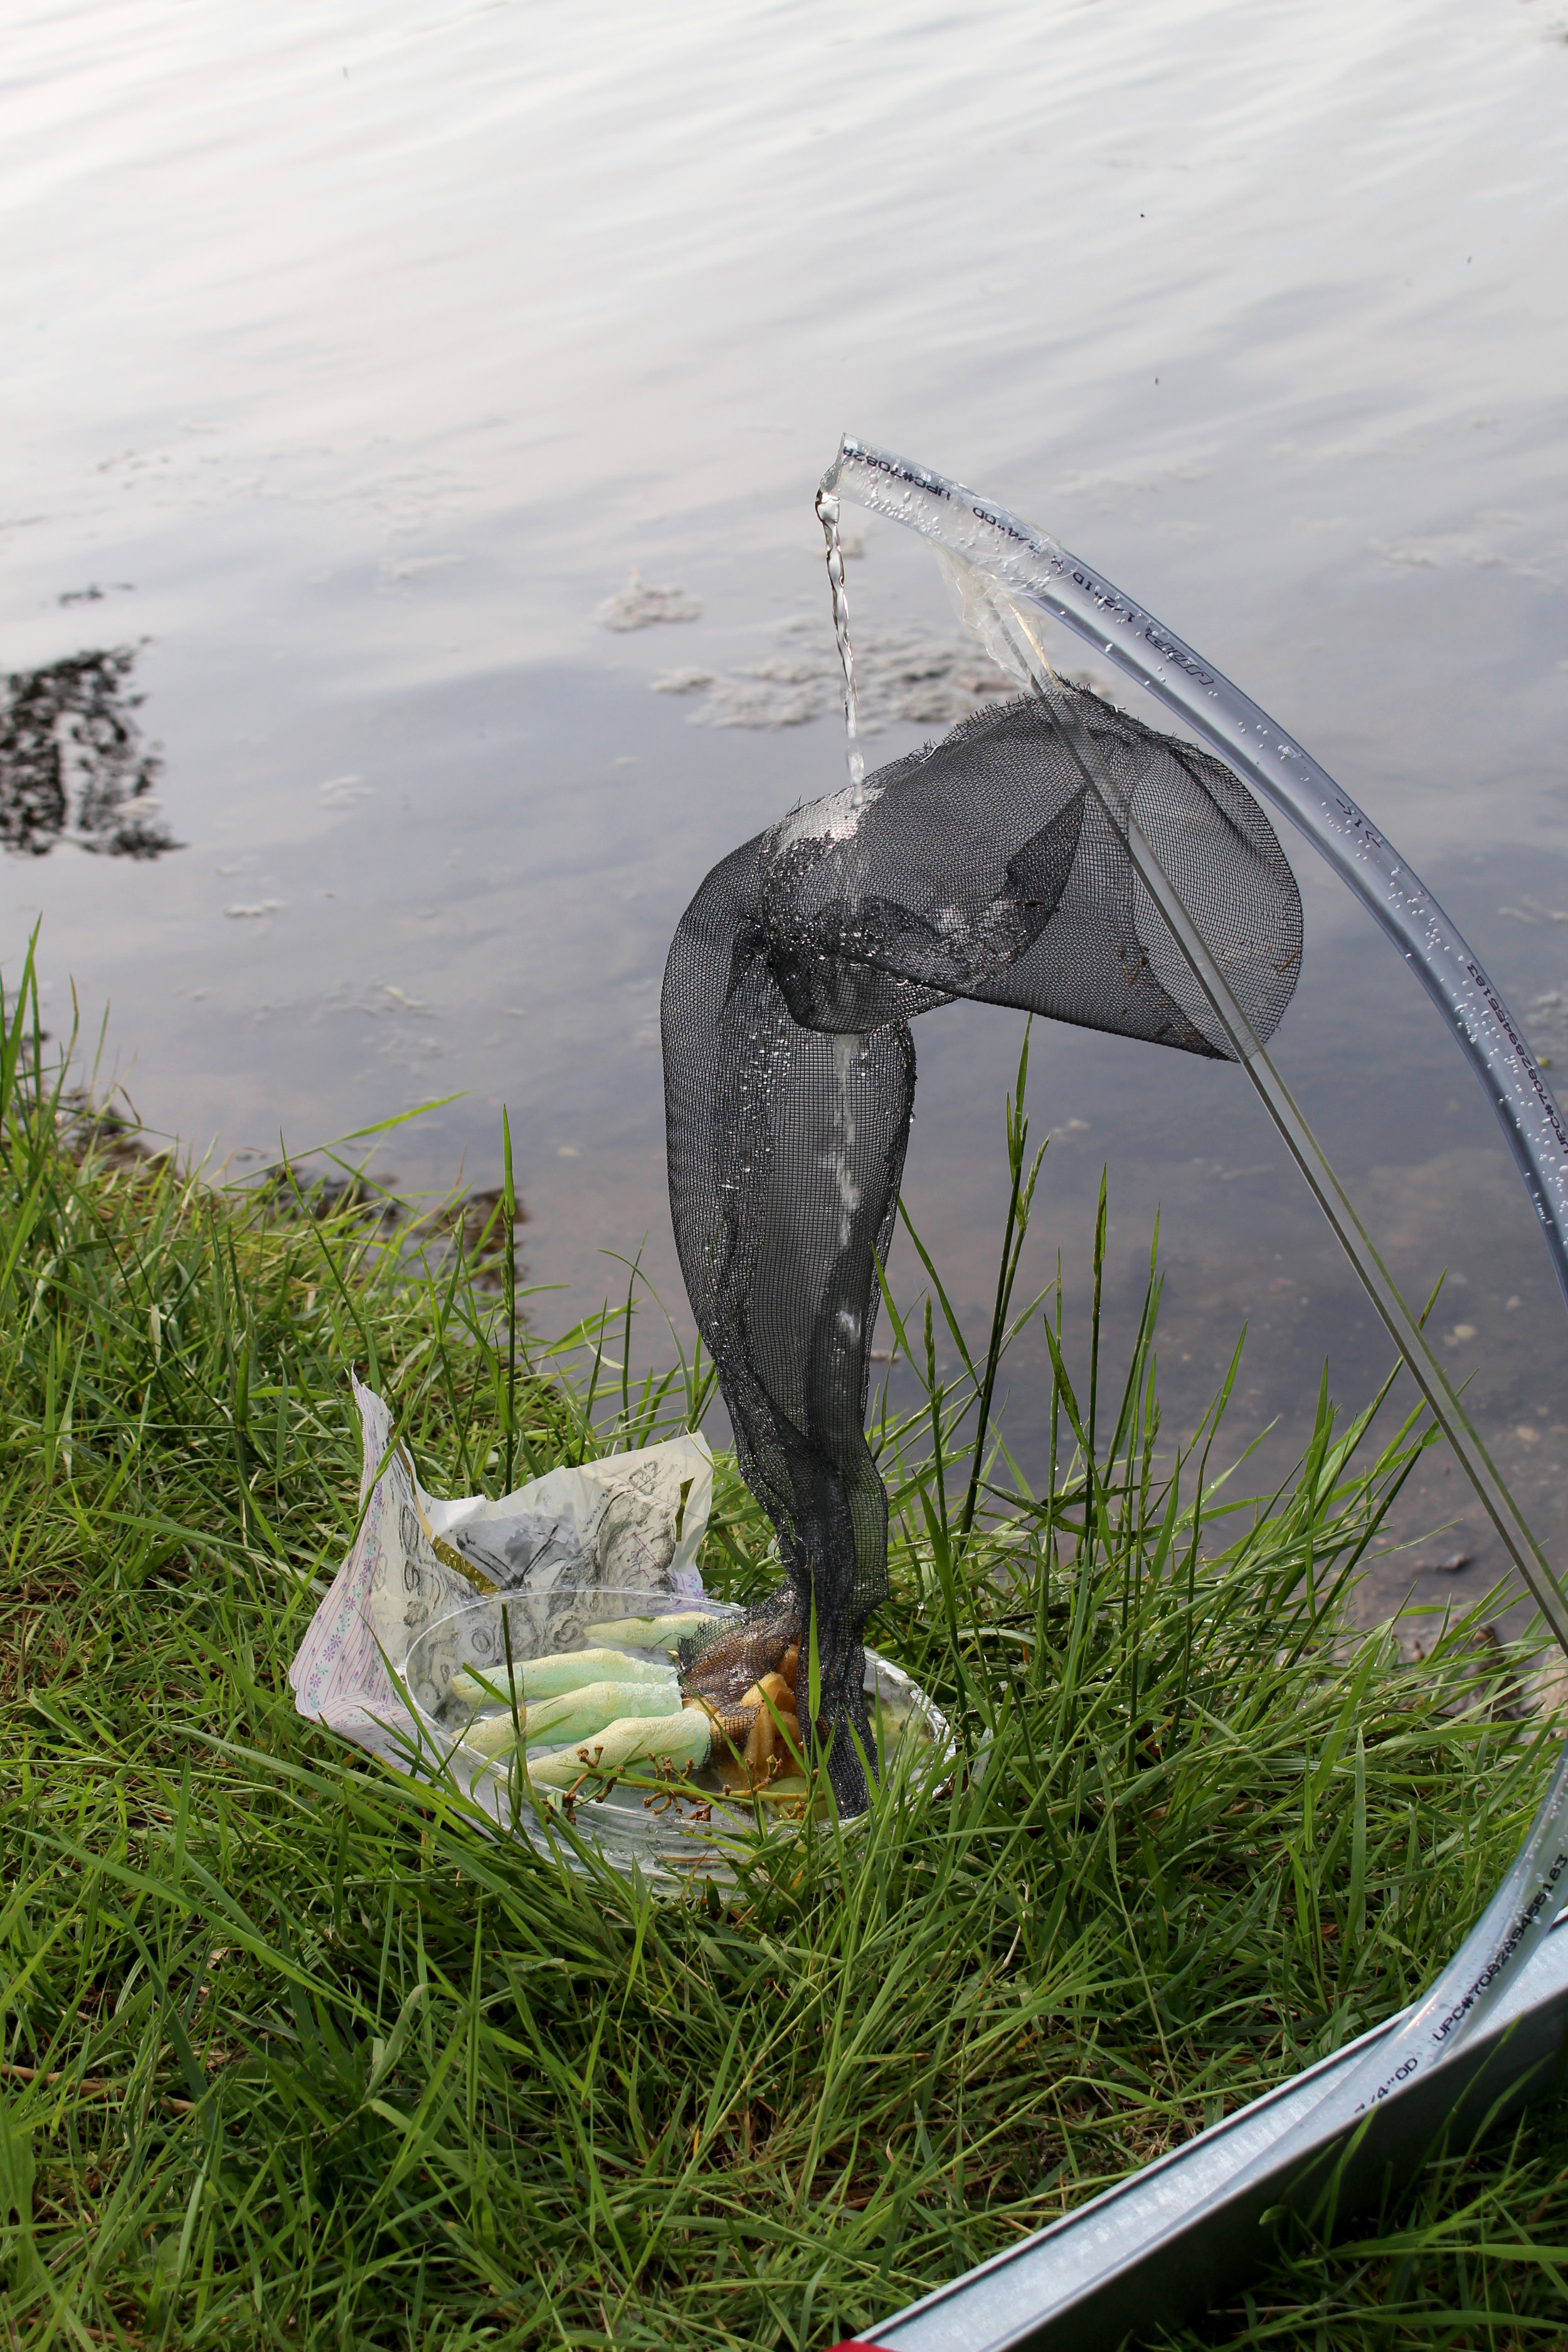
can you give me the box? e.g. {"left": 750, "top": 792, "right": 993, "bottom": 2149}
{"left": 0, "top": 648, "right": 177, "bottom": 859}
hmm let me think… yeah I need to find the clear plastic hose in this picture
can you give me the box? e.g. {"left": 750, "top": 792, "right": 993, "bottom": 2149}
{"left": 823, "top": 433, "right": 1568, "bottom": 2076}
{"left": 822, "top": 434, "right": 1568, "bottom": 1664}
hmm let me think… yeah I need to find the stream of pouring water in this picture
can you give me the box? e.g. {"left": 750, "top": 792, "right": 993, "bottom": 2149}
{"left": 815, "top": 486, "right": 864, "bottom": 788}
{"left": 812, "top": 485, "right": 876, "bottom": 1286}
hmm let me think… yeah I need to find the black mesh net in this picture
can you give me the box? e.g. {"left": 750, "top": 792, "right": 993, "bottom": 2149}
{"left": 662, "top": 684, "right": 1303, "bottom": 1811}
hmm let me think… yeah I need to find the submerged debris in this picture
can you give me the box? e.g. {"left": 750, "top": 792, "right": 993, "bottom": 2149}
{"left": 656, "top": 620, "right": 1111, "bottom": 735}
{"left": 258, "top": 1165, "right": 527, "bottom": 1286}
{"left": 675, "top": 622, "right": 1011, "bottom": 731}
{"left": 596, "top": 570, "right": 702, "bottom": 630}
{"left": 51, "top": 1103, "right": 529, "bottom": 1288}
{"left": 58, "top": 1097, "right": 171, "bottom": 1175}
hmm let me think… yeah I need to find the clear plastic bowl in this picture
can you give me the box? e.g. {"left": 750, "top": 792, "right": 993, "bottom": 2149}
{"left": 399, "top": 1585, "right": 953, "bottom": 1885}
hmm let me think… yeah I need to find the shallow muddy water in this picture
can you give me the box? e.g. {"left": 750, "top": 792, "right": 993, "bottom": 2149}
{"left": 5, "top": 0, "right": 1568, "bottom": 1630}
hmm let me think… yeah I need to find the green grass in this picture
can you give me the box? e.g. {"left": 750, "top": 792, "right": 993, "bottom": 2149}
{"left": 5, "top": 951, "right": 1568, "bottom": 2351}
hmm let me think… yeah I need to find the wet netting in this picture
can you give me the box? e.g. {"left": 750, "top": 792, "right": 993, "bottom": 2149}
{"left": 662, "top": 684, "right": 1303, "bottom": 1811}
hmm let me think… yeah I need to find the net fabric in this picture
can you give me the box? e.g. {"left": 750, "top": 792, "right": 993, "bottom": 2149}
{"left": 662, "top": 685, "right": 1303, "bottom": 1811}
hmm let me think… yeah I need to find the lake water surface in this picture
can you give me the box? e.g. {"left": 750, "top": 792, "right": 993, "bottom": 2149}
{"left": 6, "top": 0, "right": 1568, "bottom": 1629}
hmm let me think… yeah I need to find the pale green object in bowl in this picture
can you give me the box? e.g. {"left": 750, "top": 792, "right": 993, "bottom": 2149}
{"left": 399, "top": 1585, "right": 954, "bottom": 1886}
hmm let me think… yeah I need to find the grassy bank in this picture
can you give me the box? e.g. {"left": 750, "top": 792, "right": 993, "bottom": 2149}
{"left": 4, "top": 963, "right": 1568, "bottom": 2349}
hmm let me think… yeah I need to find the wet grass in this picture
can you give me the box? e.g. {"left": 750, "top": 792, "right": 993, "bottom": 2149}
{"left": 5, "top": 951, "right": 1568, "bottom": 2351}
